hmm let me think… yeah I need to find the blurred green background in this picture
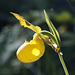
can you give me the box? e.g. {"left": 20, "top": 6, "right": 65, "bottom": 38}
{"left": 0, "top": 0, "right": 75, "bottom": 75}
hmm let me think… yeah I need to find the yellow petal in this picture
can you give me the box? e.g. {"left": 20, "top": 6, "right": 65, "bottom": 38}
{"left": 16, "top": 37, "right": 45, "bottom": 63}
{"left": 10, "top": 12, "right": 41, "bottom": 33}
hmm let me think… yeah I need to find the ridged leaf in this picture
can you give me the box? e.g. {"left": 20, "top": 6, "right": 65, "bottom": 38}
{"left": 41, "top": 30, "right": 57, "bottom": 44}
{"left": 44, "top": 10, "right": 61, "bottom": 47}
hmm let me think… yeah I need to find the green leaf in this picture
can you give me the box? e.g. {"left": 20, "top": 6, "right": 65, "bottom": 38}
{"left": 41, "top": 30, "right": 57, "bottom": 44}
{"left": 44, "top": 10, "right": 61, "bottom": 47}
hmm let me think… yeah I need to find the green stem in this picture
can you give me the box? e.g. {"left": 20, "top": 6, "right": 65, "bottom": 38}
{"left": 41, "top": 30, "right": 69, "bottom": 75}
{"left": 58, "top": 54, "right": 69, "bottom": 75}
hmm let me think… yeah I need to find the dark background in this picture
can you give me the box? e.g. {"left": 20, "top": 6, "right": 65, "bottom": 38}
{"left": 0, "top": 0, "right": 75, "bottom": 75}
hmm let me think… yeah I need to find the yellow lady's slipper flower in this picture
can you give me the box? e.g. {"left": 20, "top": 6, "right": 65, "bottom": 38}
{"left": 10, "top": 12, "right": 45, "bottom": 63}
{"left": 17, "top": 36, "right": 45, "bottom": 63}
{"left": 10, "top": 11, "right": 63, "bottom": 63}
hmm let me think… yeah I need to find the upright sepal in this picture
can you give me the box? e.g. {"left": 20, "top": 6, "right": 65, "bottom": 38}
{"left": 10, "top": 12, "right": 41, "bottom": 34}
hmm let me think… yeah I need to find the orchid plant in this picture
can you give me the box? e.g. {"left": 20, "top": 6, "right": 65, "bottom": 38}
{"left": 11, "top": 10, "right": 69, "bottom": 75}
